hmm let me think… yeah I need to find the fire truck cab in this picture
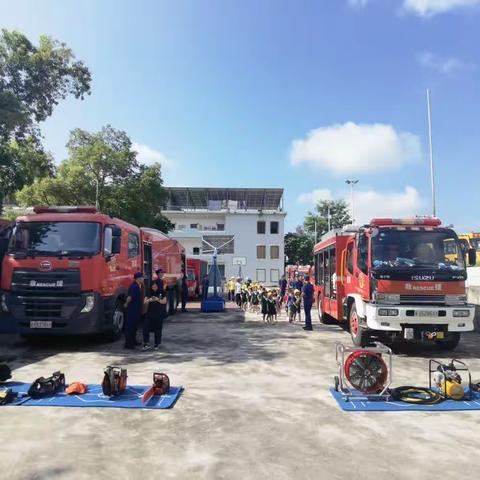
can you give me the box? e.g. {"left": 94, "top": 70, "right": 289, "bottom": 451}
{"left": 314, "top": 218, "right": 475, "bottom": 350}
{"left": 0, "top": 206, "right": 184, "bottom": 338}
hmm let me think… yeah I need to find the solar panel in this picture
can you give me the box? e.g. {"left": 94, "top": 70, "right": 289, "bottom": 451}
{"left": 165, "top": 187, "right": 283, "bottom": 211}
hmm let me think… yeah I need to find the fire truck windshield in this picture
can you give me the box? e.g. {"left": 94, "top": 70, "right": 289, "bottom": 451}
{"left": 8, "top": 222, "right": 102, "bottom": 257}
{"left": 371, "top": 229, "right": 465, "bottom": 271}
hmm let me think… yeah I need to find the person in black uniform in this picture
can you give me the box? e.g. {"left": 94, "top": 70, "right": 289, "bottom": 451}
{"left": 302, "top": 276, "right": 314, "bottom": 331}
{"left": 155, "top": 269, "right": 165, "bottom": 290}
{"left": 142, "top": 281, "right": 167, "bottom": 350}
{"left": 124, "top": 272, "right": 144, "bottom": 349}
{"left": 181, "top": 272, "right": 188, "bottom": 312}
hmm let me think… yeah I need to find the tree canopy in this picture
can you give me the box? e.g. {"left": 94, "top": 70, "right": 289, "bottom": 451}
{"left": 0, "top": 29, "right": 91, "bottom": 211}
{"left": 284, "top": 228, "right": 315, "bottom": 266}
{"left": 304, "top": 199, "right": 352, "bottom": 240}
{"left": 284, "top": 199, "right": 353, "bottom": 266}
{"left": 0, "top": 29, "right": 91, "bottom": 142}
{"left": 17, "top": 125, "right": 173, "bottom": 232}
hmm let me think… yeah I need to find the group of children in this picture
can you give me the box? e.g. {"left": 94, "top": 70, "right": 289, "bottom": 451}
{"left": 235, "top": 282, "right": 304, "bottom": 324}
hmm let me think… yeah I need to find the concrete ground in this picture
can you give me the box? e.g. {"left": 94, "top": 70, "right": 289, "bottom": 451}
{"left": 2, "top": 303, "right": 480, "bottom": 480}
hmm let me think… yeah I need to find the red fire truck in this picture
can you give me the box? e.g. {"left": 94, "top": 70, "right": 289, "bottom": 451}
{"left": 0, "top": 206, "right": 185, "bottom": 338}
{"left": 313, "top": 218, "right": 475, "bottom": 350}
{"left": 286, "top": 264, "right": 314, "bottom": 284}
{"left": 186, "top": 258, "right": 208, "bottom": 299}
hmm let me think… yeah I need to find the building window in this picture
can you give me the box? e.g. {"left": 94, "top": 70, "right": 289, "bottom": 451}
{"left": 270, "top": 269, "right": 280, "bottom": 283}
{"left": 128, "top": 232, "right": 140, "bottom": 258}
{"left": 257, "top": 245, "right": 266, "bottom": 259}
{"left": 270, "top": 221, "right": 279, "bottom": 234}
{"left": 217, "top": 223, "right": 225, "bottom": 231}
{"left": 193, "top": 247, "right": 200, "bottom": 255}
{"left": 256, "top": 269, "right": 266, "bottom": 282}
{"left": 202, "top": 235, "right": 234, "bottom": 254}
{"left": 257, "top": 221, "right": 266, "bottom": 234}
{"left": 270, "top": 245, "right": 279, "bottom": 259}
{"left": 190, "top": 223, "right": 198, "bottom": 229}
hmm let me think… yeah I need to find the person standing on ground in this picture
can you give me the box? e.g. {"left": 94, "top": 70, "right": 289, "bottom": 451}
{"left": 235, "top": 278, "right": 242, "bottom": 307}
{"left": 142, "top": 281, "right": 168, "bottom": 350}
{"left": 124, "top": 272, "right": 144, "bottom": 349}
{"left": 155, "top": 269, "right": 165, "bottom": 290}
{"left": 279, "top": 275, "right": 287, "bottom": 306}
{"left": 302, "top": 275, "right": 314, "bottom": 331}
{"left": 181, "top": 272, "right": 188, "bottom": 312}
{"left": 227, "top": 277, "right": 235, "bottom": 301}
{"left": 294, "top": 274, "right": 304, "bottom": 292}
{"left": 202, "top": 274, "right": 209, "bottom": 302}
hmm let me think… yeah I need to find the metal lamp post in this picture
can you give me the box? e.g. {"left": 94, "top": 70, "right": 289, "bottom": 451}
{"left": 345, "top": 179, "right": 359, "bottom": 223}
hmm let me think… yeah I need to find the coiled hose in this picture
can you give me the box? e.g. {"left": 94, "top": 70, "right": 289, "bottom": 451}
{"left": 389, "top": 386, "right": 443, "bottom": 405}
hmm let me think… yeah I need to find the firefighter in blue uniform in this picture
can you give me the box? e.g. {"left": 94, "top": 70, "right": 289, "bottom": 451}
{"left": 302, "top": 276, "right": 314, "bottom": 331}
{"left": 124, "top": 272, "right": 144, "bottom": 349}
{"left": 202, "top": 274, "right": 209, "bottom": 301}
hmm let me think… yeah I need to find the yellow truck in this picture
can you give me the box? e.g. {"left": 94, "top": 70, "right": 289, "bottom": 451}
{"left": 445, "top": 233, "right": 480, "bottom": 266}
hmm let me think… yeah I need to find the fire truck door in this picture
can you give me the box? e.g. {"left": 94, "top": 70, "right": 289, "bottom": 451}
{"left": 321, "top": 246, "right": 336, "bottom": 316}
{"left": 353, "top": 232, "right": 370, "bottom": 300}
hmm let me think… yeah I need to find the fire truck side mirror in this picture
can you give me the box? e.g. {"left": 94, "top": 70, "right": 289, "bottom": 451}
{"left": 468, "top": 248, "right": 476, "bottom": 267}
{"left": 111, "top": 237, "right": 121, "bottom": 255}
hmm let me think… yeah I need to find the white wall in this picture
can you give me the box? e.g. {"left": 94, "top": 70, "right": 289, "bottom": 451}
{"left": 166, "top": 211, "right": 286, "bottom": 286}
{"left": 224, "top": 212, "right": 285, "bottom": 284}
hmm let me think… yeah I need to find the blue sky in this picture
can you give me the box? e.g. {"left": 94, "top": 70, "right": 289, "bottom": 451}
{"left": 2, "top": 0, "right": 479, "bottom": 231}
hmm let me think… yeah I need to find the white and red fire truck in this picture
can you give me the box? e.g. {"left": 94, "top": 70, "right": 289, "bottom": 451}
{"left": 313, "top": 218, "right": 476, "bottom": 349}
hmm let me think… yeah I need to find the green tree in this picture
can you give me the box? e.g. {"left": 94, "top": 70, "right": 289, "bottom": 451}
{"left": 284, "top": 228, "right": 315, "bottom": 266}
{"left": 0, "top": 30, "right": 91, "bottom": 142}
{"left": 0, "top": 138, "right": 54, "bottom": 209}
{"left": 17, "top": 126, "right": 173, "bottom": 232}
{"left": 0, "top": 29, "right": 91, "bottom": 210}
{"left": 304, "top": 199, "right": 352, "bottom": 240}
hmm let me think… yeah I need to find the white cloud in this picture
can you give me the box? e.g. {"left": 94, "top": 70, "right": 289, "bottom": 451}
{"left": 132, "top": 142, "right": 175, "bottom": 169}
{"left": 417, "top": 51, "right": 475, "bottom": 74}
{"left": 290, "top": 122, "right": 422, "bottom": 175}
{"left": 297, "top": 186, "right": 424, "bottom": 224}
{"left": 403, "top": 0, "right": 480, "bottom": 16}
{"left": 353, "top": 186, "right": 424, "bottom": 224}
{"left": 297, "top": 189, "right": 333, "bottom": 204}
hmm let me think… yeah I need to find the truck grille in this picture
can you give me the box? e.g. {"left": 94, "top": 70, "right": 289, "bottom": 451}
{"left": 11, "top": 269, "right": 81, "bottom": 296}
{"left": 10, "top": 269, "right": 81, "bottom": 320}
{"left": 400, "top": 294, "right": 445, "bottom": 305}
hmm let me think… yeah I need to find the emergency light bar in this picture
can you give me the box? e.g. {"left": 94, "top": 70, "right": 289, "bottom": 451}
{"left": 370, "top": 218, "right": 441, "bottom": 227}
{"left": 33, "top": 206, "right": 98, "bottom": 214}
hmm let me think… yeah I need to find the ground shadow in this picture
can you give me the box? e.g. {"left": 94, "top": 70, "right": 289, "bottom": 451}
{"left": 1, "top": 306, "right": 294, "bottom": 371}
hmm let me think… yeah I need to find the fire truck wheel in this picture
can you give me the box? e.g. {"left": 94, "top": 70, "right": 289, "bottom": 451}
{"left": 435, "top": 332, "right": 461, "bottom": 351}
{"left": 349, "top": 304, "right": 369, "bottom": 347}
{"left": 111, "top": 300, "right": 125, "bottom": 338}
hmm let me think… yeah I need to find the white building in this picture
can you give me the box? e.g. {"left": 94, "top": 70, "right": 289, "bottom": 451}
{"left": 163, "top": 187, "right": 286, "bottom": 285}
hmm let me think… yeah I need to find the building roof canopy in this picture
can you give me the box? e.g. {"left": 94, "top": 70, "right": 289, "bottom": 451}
{"left": 165, "top": 187, "right": 283, "bottom": 211}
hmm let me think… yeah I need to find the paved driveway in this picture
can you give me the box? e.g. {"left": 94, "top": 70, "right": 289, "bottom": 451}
{"left": 2, "top": 304, "right": 480, "bottom": 479}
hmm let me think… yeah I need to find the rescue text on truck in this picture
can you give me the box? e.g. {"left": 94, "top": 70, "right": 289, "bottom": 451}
{"left": 313, "top": 217, "right": 475, "bottom": 350}
{"left": 0, "top": 206, "right": 185, "bottom": 338}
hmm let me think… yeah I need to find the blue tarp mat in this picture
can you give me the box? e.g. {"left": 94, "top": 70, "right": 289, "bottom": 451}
{"left": 2, "top": 382, "right": 183, "bottom": 409}
{"left": 330, "top": 388, "right": 480, "bottom": 412}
